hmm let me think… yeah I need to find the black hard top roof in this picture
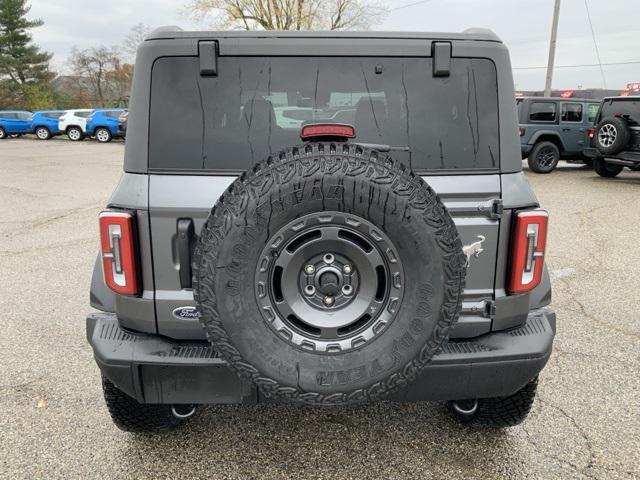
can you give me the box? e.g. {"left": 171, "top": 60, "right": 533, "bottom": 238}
{"left": 602, "top": 96, "right": 640, "bottom": 101}
{"left": 146, "top": 26, "right": 502, "bottom": 43}
{"left": 517, "top": 96, "right": 598, "bottom": 102}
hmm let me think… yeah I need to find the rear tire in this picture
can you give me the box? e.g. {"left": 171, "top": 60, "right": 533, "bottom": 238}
{"left": 594, "top": 159, "right": 623, "bottom": 178}
{"left": 527, "top": 142, "right": 560, "bottom": 173}
{"left": 448, "top": 376, "right": 538, "bottom": 428}
{"left": 0, "top": 127, "right": 6, "bottom": 139}
{"left": 67, "top": 126, "right": 84, "bottom": 141}
{"left": 35, "top": 126, "right": 51, "bottom": 140}
{"left": 95, "top": 127, "right": 112, "bottom": 143}
{"left": 101, "top": 375, "right": 194, "bottom": 432}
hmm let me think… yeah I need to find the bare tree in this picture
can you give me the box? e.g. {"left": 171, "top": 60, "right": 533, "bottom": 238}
{"left": 108, "top": 60, "right": 134, "bottom": 102}
{"left": 122, "top": 23, "right": 152, "bottom": 63}
{"left": 68, "top": 46, "right": 120, "bottom": 106}
{"left": 184, "top": 0, "right": 387, "bottom": 30}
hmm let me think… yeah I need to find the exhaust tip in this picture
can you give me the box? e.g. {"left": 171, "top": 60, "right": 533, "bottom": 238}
{"left": 171, "top": 404, "right": 197, "bottom": 419}
{"left": 451, "top": 399, "right": 479, "bottom": 416}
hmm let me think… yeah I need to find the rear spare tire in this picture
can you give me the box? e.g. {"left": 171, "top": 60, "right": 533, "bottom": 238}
{"left": 595, "top": 117, "right": 629, "bottom": 156}
{"left": 193, "top": 143, "right": 466, "bottom": 405}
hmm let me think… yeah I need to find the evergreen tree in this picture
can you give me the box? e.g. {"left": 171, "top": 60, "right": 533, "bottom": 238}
{"left": 0, "top": 0, "right": 53, "bottom": 107}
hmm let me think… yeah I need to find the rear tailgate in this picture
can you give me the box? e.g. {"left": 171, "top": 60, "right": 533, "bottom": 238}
{"left": 149, "top": 173, "right": 501, "bottom": 339}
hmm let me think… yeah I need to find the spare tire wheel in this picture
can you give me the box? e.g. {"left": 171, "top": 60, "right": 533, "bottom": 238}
{"left": 595, "top": 117, "right": 630, "bottom": 156}
{"left": 193, "top": 143, "right": 466, "bottom": 405}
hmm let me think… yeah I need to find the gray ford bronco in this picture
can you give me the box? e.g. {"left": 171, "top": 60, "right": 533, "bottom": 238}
{"left": 88, "top": 27, "right": 555, "bottom": 432}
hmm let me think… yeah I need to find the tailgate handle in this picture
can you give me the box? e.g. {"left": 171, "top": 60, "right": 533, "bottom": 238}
{"left": 177, "top": 219, "right": 195, "bottom": 289}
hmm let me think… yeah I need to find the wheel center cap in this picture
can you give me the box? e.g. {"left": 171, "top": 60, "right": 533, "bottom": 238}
{"left": 317, "top": 271, "right": 340, "bottom": 295}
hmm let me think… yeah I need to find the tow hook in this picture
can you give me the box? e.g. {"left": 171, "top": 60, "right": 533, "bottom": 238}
{"left": 171, "top": 404, "right": 197, "bottom": 419}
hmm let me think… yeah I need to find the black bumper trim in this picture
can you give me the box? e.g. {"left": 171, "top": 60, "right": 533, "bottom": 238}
{"left": 87, "top": 308, "right": 556, "bottom": 404}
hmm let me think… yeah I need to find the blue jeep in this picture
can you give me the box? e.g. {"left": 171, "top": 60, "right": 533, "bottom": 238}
{"left": 30, "top": 110, "right": 65, "bottom": 140}
{"left": 517, "top": 97, "right": 600, "bottom": 173}
{"left": 0, "top": 110, "right": 32, "bottom": 139}
{"left": 86, "top": 109, "right": 126, "bottom": 143}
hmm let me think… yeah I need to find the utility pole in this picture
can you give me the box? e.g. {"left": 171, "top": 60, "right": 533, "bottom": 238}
{"left": 544, "top": 0, "right": 561, "bottom": 97}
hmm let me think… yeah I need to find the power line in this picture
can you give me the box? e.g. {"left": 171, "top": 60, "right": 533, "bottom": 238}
{"left": 513, "top": 60, "right": 640, "bottom": 70}
{"left": 390, "top": 0, "right": 435, "bottom": 11}
{"left": 584, "top": 0, "right": 607, "bottom": 88}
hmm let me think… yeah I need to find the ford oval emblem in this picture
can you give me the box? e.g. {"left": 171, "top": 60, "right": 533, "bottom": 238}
{"left": 172, "top": 306, "right": 200, "bottom": 320}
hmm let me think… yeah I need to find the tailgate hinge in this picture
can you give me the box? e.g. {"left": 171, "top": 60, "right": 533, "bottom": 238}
{"left": 478, "top": 199, "right": 503, "bottom": 220}
{"left": 463, "top": 300, "right": 495, "bottom": 318}
{"left": 484, "top": 300, "right": 496, "bottom": 318}
{"left": 432, "top": 41, "right": 451, "bottom": 77}
{"left": 199, "top": 41, "right": 218, "bottom": 76}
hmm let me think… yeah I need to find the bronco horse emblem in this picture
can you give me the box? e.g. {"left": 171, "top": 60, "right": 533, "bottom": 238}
{"left": 462, "top": 235, "right": 486, "bottom": 267}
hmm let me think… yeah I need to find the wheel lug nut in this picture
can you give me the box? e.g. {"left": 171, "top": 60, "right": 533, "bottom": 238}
{"left": 324, "top": 296, "right": 334, "bottom": 306}
{"left": 323, "top": 253, "right": 334, "bottom": 265}
{"left": 305, "top": 264, "right": 315, "bottom": 274}
{"left": 343, "top": 264, "right": 352, "bottom": 274}
{"left": 304, "top": 285, "right": 316, "bottom": 296}
{"left": 342, "top": 285, "right": 353, "bottom": 296}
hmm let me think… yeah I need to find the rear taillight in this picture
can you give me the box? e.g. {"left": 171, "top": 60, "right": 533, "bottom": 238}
{"left": 508, "top": 210, "right": 548, "bottom": 294}
{"left": 99, "top": 210, "right": 139, "bottom": 296}
{"left": 518, "top": 127, "right": 526, "bottom": 136}
{"left": 87, "top": 116, "right": 93, "bottom": 122}
{"left": 587, "top": 127, "right": 596, "bottom": 139}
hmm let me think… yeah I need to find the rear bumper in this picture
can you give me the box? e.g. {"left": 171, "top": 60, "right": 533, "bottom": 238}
{"left": 87, "top": 308, "right": 556, "bottom": 404}
{"left": 521, "top": 144, "right": 532, "bottom": 158}
{"left": 584, "top": 147, "right": 598, "bottom": 158}
{"left": 584, "top": 148, "right": 640, "bottom": 164}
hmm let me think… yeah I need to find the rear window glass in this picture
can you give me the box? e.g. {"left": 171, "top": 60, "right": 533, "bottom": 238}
{"left": 561, "top": 103, "right": 582, "bottom": 122}
{"left": 587, "top": 104, "right": 599, "bottom": 123}
{"left": 76, "top": 111, "right": 92, "bottom": 118}
{"left": 600, "top": 99, "right": 640, "bottom": 125}
{"left": 149, "top": 56, "right": 499, "bottom": 172}
{"left": 529, "top": 102, "right": 556, "bottom": 122}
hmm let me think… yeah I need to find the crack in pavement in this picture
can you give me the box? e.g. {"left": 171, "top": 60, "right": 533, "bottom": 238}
{"left": 525, "top": 397, "right": 598, "bottom": 479}
{"left": 0, "top": 237, "right": 95, "bottom": 257}
{"left": 2, "top": 204, "right": 102, "bottom": 238}
{"left": 552, "top": 274, "right": 639, "bottom": 340}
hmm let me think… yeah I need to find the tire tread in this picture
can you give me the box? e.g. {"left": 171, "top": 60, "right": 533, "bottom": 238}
{"left": 101, "top": 376, "right": 185, "bottom": 433}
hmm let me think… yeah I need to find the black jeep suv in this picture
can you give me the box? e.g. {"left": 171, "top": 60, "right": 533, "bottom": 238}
{"left": 585, "top": 96, "right": 640, "bottom": 177}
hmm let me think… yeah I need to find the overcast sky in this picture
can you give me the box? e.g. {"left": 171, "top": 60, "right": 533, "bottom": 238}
{"left": 28, "top": 0, "right": 640, "bottom": 91}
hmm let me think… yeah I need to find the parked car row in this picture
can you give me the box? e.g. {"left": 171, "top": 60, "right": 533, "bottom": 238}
{"left": 0, "top": 108, "right": 127, "bottom": 143}
{"left": 518, "top": 96, "right": 640, "bottom": 177}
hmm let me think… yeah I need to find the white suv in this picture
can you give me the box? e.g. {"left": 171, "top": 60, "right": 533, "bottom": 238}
{"left": 59, "top": 109, "right": 93, "bottom": 141}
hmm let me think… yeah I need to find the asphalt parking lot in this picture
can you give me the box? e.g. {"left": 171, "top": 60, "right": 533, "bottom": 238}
{"left": 1, "top": 138, "right": 639, "bottom": 479}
